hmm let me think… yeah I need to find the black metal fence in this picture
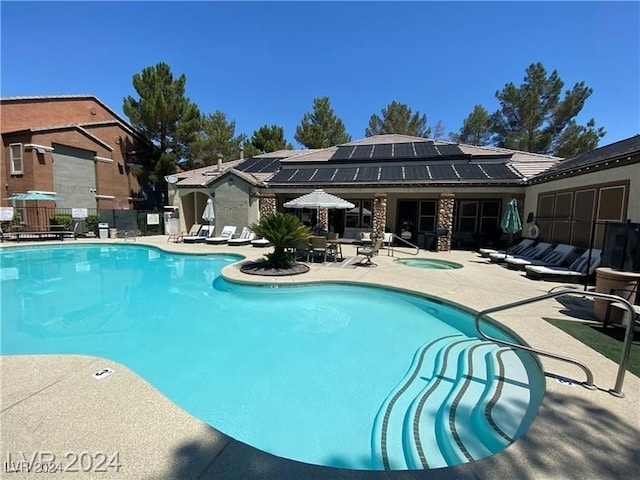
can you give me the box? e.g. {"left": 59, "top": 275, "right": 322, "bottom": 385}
{"left": 1, "top": 206, "right": 166, "bottom": 236}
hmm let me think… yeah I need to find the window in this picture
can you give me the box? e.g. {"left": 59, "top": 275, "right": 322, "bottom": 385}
{"left": 10, "top": 143, "right": 23, "bottom": 175}
{"left": 457, "top": 201, "right": 478, "bottom": 232}
{"left": 345, "top": 200, "right": 372, "bottom": 228}
{"left": 480, "top": 200, "right": 500, "bottom": 234}
{"left": 418, "top": 201, "right": 436, "bottom": 231}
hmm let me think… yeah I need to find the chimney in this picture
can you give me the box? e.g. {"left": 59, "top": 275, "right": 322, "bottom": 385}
{"left": 217, "top": 153, "right": 223, "bottom": 171}
{"left": 239, "top": 146, "right": 244, "bottom": 160}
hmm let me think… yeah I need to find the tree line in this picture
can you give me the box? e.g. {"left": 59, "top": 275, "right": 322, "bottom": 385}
{"left": 122, "top": 61, "right": 606, "bottom": 207}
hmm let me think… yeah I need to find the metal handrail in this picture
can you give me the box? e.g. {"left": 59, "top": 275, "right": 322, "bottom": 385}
{"left": 387, "top": 233, "right": 420, "bottom": 256}
{"left": 473, "top": 288, "right": 637, "bottom": 397}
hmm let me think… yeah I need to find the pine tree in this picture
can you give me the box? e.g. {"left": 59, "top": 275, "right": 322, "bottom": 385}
{"left": 251, "top": 125, "right": 293, "bottom": 153}
{"left": 187, "top": 111, "right": 247, "bottom": 168}
{"left": 365, "top": 101, "right": 430, "bottom": 137}
{"left": 294, "top": 97, "right": 351, "bottom": 148}
{"left": 123, "top": 62, "right": 200, "bottom": 206}
{"left": 491, "top": 62, "right": 605, "bottom": 155}
{"left": 450, "top": 105, "right": 493, "bottom": 145}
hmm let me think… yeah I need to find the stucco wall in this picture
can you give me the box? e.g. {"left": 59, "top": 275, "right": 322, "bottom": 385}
{"left": 52, "top": 144, "right": 96, "bottom": 209}
{"left": 211, "top": 176, "right": 253, "bottom": 236}
{"left": 523, "top": 163, "right": 640, "bottom": 223}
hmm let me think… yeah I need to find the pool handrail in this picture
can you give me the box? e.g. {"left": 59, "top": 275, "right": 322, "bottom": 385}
{"left": 473, "top": 288, "right": 637, "bottom": 398}
{"left": 387, "top": 233, "right": 420, "bottom": 256}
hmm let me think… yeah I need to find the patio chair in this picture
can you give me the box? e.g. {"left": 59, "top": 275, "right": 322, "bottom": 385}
{"left": 309, "top": 235, "right": 333, "bottom": 263}
{"left": 505, "top": 243, "right": 577, "bottom": 270}
{"left": 489, "top": 241, "right": 551, "bottom": 264}
{"left": 357, "top": 238, "right": 384, "bottom": 266}
{"left": 205, "top": 226, "right": 237, "bottom": 245}
{"left": 183, "top": 225, "right": 214, "bottom": 243}
{"left": 525, "top": 249, "right": 602, "bottom": 281}
{"left": 227, "top": 227, "right": 255, "bottom": 246}
{"left": 294, "top": 238, "right": 311, "bottom": 261}
{"left": 479, "top": 238, "right": 535, "bottom": 258}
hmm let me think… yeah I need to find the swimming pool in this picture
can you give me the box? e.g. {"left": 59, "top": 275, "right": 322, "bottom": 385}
{"left": 395, "top": 258, "right": 463, "bottom": 269}
{"left": 0, "top": 245, "right": 544, "bottom": 470}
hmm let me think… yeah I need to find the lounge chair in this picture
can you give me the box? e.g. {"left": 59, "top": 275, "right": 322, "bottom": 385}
{"left": 206, "top": 226, "right": 237, "bottom": 245}
{"left": 479, "top": 238, "right": 535, "bottom": 258}
{"left": 489, "top": 241, "right": 552, "bottom": 263}
{"left": 505, "top": 243, "right": 577, "bottom": 270}
{"left": 183, "top": 225, "right": 214, "bottom": 243}
{"left": 251, "top": 238, "right": 271, "bottom": 248}
{"left": 525, "top": 249, "right": 602, "bottom": 281}
{"left": 227, "top": 227, "right": 255, "bottom": 246}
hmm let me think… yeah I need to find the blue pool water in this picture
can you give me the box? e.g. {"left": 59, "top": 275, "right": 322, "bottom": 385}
{"left": 0, "top": 245, "right": 544, "bottom": 470}
{"left": 395, "top": 258, "right": 463, "bottom": 269}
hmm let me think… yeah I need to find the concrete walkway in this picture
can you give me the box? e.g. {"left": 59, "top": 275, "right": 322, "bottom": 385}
{"left": 1, "top": 237, "right": 639, "bottom": 479}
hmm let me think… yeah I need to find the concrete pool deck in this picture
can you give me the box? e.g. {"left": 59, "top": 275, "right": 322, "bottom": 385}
{"left": 1, "top": 236, "right": 639, "bottom": 479}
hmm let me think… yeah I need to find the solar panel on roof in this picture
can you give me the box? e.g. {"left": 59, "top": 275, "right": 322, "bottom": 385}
{"left": 403, "top": 165, "right": 430, "bottom": 181}
{"left": 258, "top": 158, "right": 281, "bottom": 173}
{"left": 481, "top": 164, "right": 521, "bottom": 180}
{"left": 355, "top": 166, "right": 380, "bottom": 182}
{"left": 371, "top": 144, "right": 393, "bottom": 159}
{"left": 393, "top": 143, "right": 415, "bottom": 158}
{"left": 241, "top": 158, "right": 272, "bottom": 173}
{"left": 312, "top": 168, "right": 337, "bottom": 182}
{"left": 454, "top": 164, "right": 488, "bottom": 179}
{"left": 380, "top": 166, "right": 404, "bottom": 181}
{"left": 329, "top": 146, "right": 354, "bottom": 161}
{"left": 436, "top": 144, "right": 464, "bottom": 156}
{"left": 269, "top": 169, "right": 297, "bottom": 182}
{"left": 351, "top": 145, "right": 373, "bottom": 160}
{"left": 429, "top": 164, "right": 456, "bottom": 180}
{"left": 288, "top": 169, "right": 315, "bottom": 182}
{"left": 235, "top": 158, "right": 259, "bottom": 172}
{"left": 414, "top": 142, "right": 439, "bottom": 158}
{"left": 332, "top": 167, "right": 358, "bottom": 182}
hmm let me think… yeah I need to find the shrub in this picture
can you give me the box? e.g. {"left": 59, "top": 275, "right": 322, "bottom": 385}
{"left": 250, "top": 213, "right": 311, "bottom": 269}
{"left": 84, "top": 214, "right": 100, "bottom": 234}
{"left": 49, "top": 214, "right": 73, "bottom": 230}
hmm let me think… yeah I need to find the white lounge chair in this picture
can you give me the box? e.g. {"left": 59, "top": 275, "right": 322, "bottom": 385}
{"left": 183, "top": 225, "right": 214, "bottom": 243}
{"left": 206, "top": 226, "right": 237, "bottom": 245}
{"left": 505, "top": 243, "right": 577, "bottom": 270}
{"left": 525, "top": 249, "right": 602, "bottom": 281}
{"left": 489, "top": 241, "right": 552, "bottom": 263}
{"left": 251, "top": 238, "right": 271, "bottom": 248}
{"left": 479, "top": 238, "right": 535, "bottom": 258}
{"left": 227, "top": 227, "right": 255, "bottom": 246}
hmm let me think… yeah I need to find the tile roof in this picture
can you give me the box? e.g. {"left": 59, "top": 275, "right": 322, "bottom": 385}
{"left": 529, "top": 135, "right": 640, "bottom": 182}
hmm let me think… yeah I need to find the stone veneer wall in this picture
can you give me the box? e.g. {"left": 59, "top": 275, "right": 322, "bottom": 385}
{"left": 317, "top": 208, "right": 328, "bottom": 228}
{"left": 257, "top": 194, "right": 277, "bottom": 217}
{"left": 373, "top": 193, "right": 387, "bottom": 235}
{"left": 437, "top": 193, "right": 455, "bottom": 252}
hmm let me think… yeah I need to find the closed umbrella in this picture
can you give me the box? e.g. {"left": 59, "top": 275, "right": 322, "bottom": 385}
{"left": 500, "top": 198, "right": 522, "bottom": 234}
{"left": 501, "top": 198, "right": 522, "bottom": 257}
{"left": 201, "top": 198, "right": 215, "bottom": 227}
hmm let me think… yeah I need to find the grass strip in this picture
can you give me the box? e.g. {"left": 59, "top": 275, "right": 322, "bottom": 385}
{"left": 544, "top": 318, "right": 639, "bottom": 378}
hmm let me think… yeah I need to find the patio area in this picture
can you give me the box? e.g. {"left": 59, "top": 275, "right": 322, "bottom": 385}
{"left": 1, "top": 236, "right": 639, "bottom": 479}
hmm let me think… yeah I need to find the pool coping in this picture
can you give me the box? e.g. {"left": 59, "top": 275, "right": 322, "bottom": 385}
{"left": 1, "top": 237, "right": 639, "bottom": 479}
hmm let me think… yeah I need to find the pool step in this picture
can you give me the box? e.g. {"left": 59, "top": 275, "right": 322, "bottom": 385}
{"left": 372, "top": 337, "right": 536, "bottom": 470}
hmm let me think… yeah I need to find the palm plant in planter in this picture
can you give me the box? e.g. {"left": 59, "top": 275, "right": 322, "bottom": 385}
{"left": 250, "top": 213, "right": 311, "bottom": 269}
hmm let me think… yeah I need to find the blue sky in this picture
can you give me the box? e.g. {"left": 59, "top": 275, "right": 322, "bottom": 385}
{"left": 2, "top": 1, "right": 639, "bottom": 150}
